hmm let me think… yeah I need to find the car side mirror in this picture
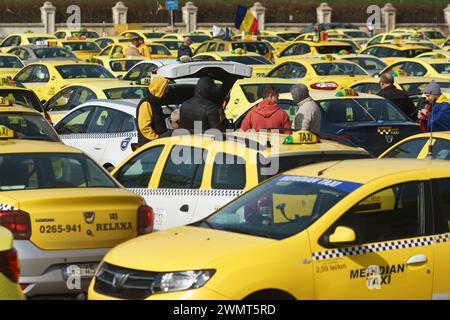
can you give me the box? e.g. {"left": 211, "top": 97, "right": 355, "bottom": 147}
{"left": 328, "top": 226, "right": 356, "bottom": 246}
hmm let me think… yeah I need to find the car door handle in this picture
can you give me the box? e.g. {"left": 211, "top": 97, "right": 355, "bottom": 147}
{"left": 407, "top": 254, "right": 427, "bottom": 265}
{"left": 180, "top": 205, "right": 189, "bottom": 213}
{"left": 94, "top": 147, "right": 102, "bottom": 151}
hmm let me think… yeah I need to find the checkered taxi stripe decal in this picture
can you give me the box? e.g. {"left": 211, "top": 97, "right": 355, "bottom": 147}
{"left": 129, "top": 188, "right": 244, "bottom": 198}
{"left": 313, "top": 234, "right": 450, "bottom": 261}
{"left": 59, "top": 132, "right": 137, "bottom": 140}
{"left": 0, "top": 204, "right": 17, "bottom": 211}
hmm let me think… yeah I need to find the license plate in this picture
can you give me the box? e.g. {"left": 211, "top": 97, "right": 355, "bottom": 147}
{"left": 63, "top": 263, "right": 98, "bottom": 279}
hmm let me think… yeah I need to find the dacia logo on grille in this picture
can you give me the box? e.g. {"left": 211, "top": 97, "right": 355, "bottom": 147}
{"left": 83, "top": 212, "right": 95, "bottom": 224}
{"left": 112, "top": 272, "right": 130, "bottom": 291}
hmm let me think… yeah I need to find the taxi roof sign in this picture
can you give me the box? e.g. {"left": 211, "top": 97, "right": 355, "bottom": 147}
{"left": 0, "top": 125, "right": 15, "bottom": 139}
{"left": 335, "top": 88, "right": 359, "bottom": 97}
{"left": 283, "top": 131, "right": 320, "bottom": 145}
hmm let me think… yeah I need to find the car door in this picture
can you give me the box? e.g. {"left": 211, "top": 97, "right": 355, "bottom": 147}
{"left": 431, "top": 178, "right": 450, "bottom": 300}
{"left": 149, "top": 144, "right": 209, "bottom": 230}
{"left": 101, "top": 110, "right": 138, "bottom": 169}
{"left": 310, "top": 180, "right": 434, "bottom": 299}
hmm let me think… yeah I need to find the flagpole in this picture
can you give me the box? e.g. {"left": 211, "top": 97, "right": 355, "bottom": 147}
{"left": 170, "top": 10, "right": 174, "bottom": 31}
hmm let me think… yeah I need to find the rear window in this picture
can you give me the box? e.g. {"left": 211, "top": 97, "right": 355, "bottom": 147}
{"left": 343, "top": 31, "right": 371, "bottom": 38}
{"left": 431, "top": 64, "right": 450, "bottom": 75}
{"left": 318, "top": 98, "right": 408, "bottom": 123}
{"left": 232, "top": 42, "right": 269, "bottom": 56}
{"left": 0, "top": 113, "right": 59, "bottom": 141}
{"left": 0, "top": 153, "right": 117, "bottom": 191}
{"left": 240, "top": 83, "right": 295, "bottom": 103}
{"left": 0, "top": 89, "right": 43, "bottom": 112}
{"left": 109, "top": 60, "right": 142, "bottom": 72}
{"left": 144, "top": 33, "right": 166, "bottom": 39}
{"left": 259, "top": 153, "right": 370, "bottom": 181}
{"left": 424, "top": 31, "right": 444, "bottom": 39}
{"left": 27, "top": 37, "right": 55, "bottom": 45}
{"left": 222, "top": 55, "right": 272, "bottom": 65}
{"left": 189, "top": 35, "right": 211, "bottom": 43}
{"left": 315, "top": 45, "right": 355, "bottom": 54}
{"left": 0, "top": 56, "right": 23, "bottom": 68}
{"left": 71, "top": 31, "right": 99, "bottom": 39}
{"left": 394, "top": 48, "right": 431, "bottom": 58}
{"left": 312, "top": 62, "right": 367, "bottom": 76}
{"left": 55, "top": 65, "right": 114, "bottom": 79}
{"left": 103, "top": 87, "right": 146, "bottom": 99}
{"left": 149, "top": 45, "right": 171, "bottom": 55}
{"left": 33, "top": 47, "right": 76, "bottom": 59}
{"left": 62, "top": 42, "right": 100, "bottom": 51}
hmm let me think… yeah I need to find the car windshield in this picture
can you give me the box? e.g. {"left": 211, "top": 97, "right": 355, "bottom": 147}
{"left": 62, "top": 42, "right": 100, "bottom": 51}
{"left": 71, "top": 31, "right": 99, "bottom": 38}
{"left": 0, "top": 56, "right": 23, "bottom": 68}
{"left": 144, "top": 33, "right": 166, "bottom": 39}
{"left": 401, "top": 81, "right": 450, "bottom": 95}
{"left": 261, "top": 36, "right": 284, "bottom": 43}
{"left": 222, "top": 55, "right": 272, "bottom": 65}
{"left": 278, "top": 33, "right": 300, "bottom": 41}
{"left": 318, "top": 98, "right": 408, "bottom": 123}
{"left": 198, "top": 175, "right": 360, "bottom": 240}
{"left": 424, "top": 31, "right": 444, "bottom": 39}
{"left": 0, "top": 113, "right": 59, "bottom": 141}
{"left": 27, "top": 37, "right": 55, "bottom": 45}
{"left": 232, "top": 42, "right": 269, "bottom": 56}
{"left": 157, "top": 41, "right": 182, "bottom": 50}
{"left": 312, "top": 62, "right": 367, "bottom": 76}
{"left": 149, "top": 45, "right": 171, "bottom": 55}
{"left": 0, "top": 153, "right": 117, "bottom": 191}
{"left": 103, "top": 87, "right": 146, "bottom": 99}
{"left": 188, "top": 35, "right": 211, "bottom": 43}
{"left": 393, "top": 48, "right": 431, "bottom": 57}
{"left": 431, "top": 63, "right": 450, "bottom": 74}
{"left": 0, "top": 89, "right": 43, "bottom": 112}
{"left": 343, "top": 57, "right": 386, "bottom": 72}
{"left": 109, "top": 60, "right": 142, "bottom": 72}
{"left": 33, "top": 47, "right": 77, "bottom": 59}
{"left": 240, "top": 83, "right": 295, "bottom": 103}
{"left": 55, "top": 65, "right": 114, "bottom": 79}
{"left": 343, "top": 31, "right": 371, "bottom": 38}
{"left": 316, "top": 45, "right": 355, "bottom": 54}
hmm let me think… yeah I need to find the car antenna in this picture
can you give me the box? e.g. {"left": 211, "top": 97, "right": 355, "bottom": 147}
{"left": 317, "top": 160, "right": 343, "bottom": 176}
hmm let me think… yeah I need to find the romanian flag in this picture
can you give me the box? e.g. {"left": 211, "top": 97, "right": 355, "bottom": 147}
{"left": 156, "top": 1, "right": 165, "bottom": 14}
{"left": 234, "top": 5, "right": 258, "bottom": 34}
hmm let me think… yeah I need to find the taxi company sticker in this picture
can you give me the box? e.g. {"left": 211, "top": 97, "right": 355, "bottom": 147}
{"left": 279, "top": 176, "right": 362, "bottom": 193}
{"left": 0, "top": 203, "right": 17, "bottom": 211}
{"left": 349, "top": 264, "right": 406, "bottom": 289}
{"left": 120, "top": 137, "right": 132, "bottom": 151}
{"left": 154, "top": 208, "right": 165, "bottom": 226}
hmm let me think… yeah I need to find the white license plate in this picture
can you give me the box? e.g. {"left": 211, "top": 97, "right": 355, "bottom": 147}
{"left": 63, "top": 263, "right": 98, "bottom": 279}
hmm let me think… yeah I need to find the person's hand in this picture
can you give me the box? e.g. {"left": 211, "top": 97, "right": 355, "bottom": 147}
{"left": 418, "top": 109, "right": 429, "bottom": 120}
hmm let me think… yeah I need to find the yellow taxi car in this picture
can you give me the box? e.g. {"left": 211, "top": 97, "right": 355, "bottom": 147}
{"left": 91, "top": 55, "right": 147, "bottom": 78}
{"left": 44, "top": 79, "right": 147, "bottom": 122}
{"left": 0, "top": 125, "right": 148, "bottom": 298}
{"left": 89, "top": 158, "right": 450, "bottom": 300}
{"left": 48, "top": 39, "right": 101, "bottom": 60}
{"left": 360, "top": 44, "right": 432, "bottom": 66}
{"left": 0, "top": 227, "right": 25, "bottom": 300}
{"left": 225, "top": 77, "right": 298, "bottom": 121}
{"left": 277, "top": 40, "right": 356, "bottom": 59}
{"left": 267, "top": 56, "right": 370, "bottom": 91}
{"left": 390, "top": 28, "right": 445, "bottom": 45}
{"left": 94, "top": 36, "right": 131, "bottom": 49}
{"left": 12, "top": 60, "right": 115, "bottom": 102}
{"left": 380, "top": 58, "right": 450, "bottom": 79}
{"left": 192, "top": 51, "right": 273, "bottom": 78}
{"left": 97, "top": 43, "right": 174, "bottom": 60}
{"left": 119, "top": 30, "right": 167, "bottom": 41}
{"left": 194, "top": 40, "right": 275, "bottom": 62}
{"left": 108, "top": 131, "right": 370, "bottom": 232}
{"left": 54, "top": 29, "right": 100, "bottom": 40}
{"left": 379, "top": 131, "right": 450, "bottom": 160}
{"left": 0, "top": 53, "right": 24, "bottom": 80}
{"left": 0, "top": 33, "right": 57, "bottom": 53}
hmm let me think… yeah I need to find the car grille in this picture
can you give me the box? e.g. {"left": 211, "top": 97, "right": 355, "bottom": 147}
{"left": 94, "top": 263, "right": 158, "bottom": 300}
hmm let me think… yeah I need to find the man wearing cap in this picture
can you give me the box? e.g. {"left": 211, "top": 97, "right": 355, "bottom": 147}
{"left": 377, "top": 73, "right": 415, "bottom": 119}
{"left": 423, "top": 80, "right": 450, "bottom": 132}
{"left": 290, "top": 84, "right": 321, "bottom": 133}
{"left": 135, "top": 77, "right": 169, "bottom": 146}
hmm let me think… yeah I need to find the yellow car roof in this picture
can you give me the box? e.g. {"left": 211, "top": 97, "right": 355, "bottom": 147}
{"left": 61, "top": 79, "right": 145, "bottom": 90}
{"left": 0, "top": 139, "right": 81, "bottom": 154}
{"left": 288, "top": 159, "right": 450, "bottom": 184}
{"left": 366, "top": 44, "right": 431, "bottom": 50}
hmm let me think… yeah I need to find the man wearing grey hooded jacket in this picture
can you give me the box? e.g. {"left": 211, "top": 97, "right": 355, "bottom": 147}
{"left": 291, "top": 84, "right": 321, "bottom": 133}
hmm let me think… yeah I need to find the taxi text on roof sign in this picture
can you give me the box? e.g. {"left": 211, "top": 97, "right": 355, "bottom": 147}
{"left": 336, "top": 88, "right": 359, "bottom": 97}
{"left": 0, "top": 125, "right": 14, "bottom": 139}
{"left": 284, "top": 130, "right": 320, "bottom": 145}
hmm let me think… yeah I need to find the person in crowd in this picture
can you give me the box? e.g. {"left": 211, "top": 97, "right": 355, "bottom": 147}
{"left": 135, "top": 77, "right": 169, "bottom": 146}
{"left": 180, "top": 76, "right": 222, "bottom": 132}
{"left": 125, "top": 37, "right": 141, "bottom": 57}
{"left": 290, "top": 84, "right": 321, "bottom": 133}
{"left": 137, "top": 36, "right": 151, "bottom": 58}
{"left": 177, "top": 36, "right": 193, "bottom": 61}
{"left": 376, "top": 73, "right": 415, "bottom": 119}
{"left": 240, "top": 86, "right": 291, "bottom": 132}
{"left": 423, "top": 80, "right": 450, "bottom": 132}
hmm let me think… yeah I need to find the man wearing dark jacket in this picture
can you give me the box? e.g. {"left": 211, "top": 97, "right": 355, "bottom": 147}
{"left": 377, "top": 73, "right": 415, "bottom": 119}
{"left": 177, "top": 36, "right": 193, "bottom": 61}
{"left": 180, "top": 76, "right": 222, "bottom": 132}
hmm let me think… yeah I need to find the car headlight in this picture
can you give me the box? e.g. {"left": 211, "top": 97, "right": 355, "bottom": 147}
{"left": 151, "top": 270, "right": 215, "bottom": 294}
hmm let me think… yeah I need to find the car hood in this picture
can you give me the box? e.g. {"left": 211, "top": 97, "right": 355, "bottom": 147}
{"left": 104, "top": 226, "right": 273, "bottom": 272}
